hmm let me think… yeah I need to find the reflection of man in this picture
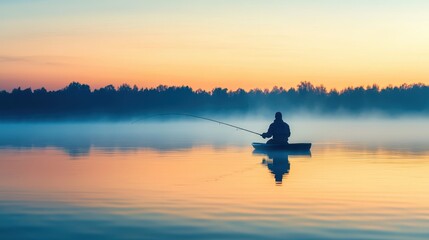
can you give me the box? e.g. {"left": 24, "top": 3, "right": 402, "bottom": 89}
{"left": 262, "top": 152, "right": 290, "bottom": 184}
{"left": 261, "top": 112, "right": 290, "bottom": 144}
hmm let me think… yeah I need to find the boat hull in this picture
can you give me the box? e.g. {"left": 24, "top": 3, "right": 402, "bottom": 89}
{"left": 252, "top": 142, "right": 311, "bottom": 151}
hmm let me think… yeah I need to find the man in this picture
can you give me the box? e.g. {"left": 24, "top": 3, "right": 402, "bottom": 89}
{"left": 261, "top": 112, "right": 291, "bottom": 144}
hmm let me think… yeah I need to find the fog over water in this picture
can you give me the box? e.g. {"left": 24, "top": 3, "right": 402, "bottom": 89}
{"left": 0, "top": 115, "right": 428, "bottom": 155}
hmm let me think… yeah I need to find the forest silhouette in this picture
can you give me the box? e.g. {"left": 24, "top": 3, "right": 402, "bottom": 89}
{"left": 1, "top": 81, "right": 428, "bottom": 120}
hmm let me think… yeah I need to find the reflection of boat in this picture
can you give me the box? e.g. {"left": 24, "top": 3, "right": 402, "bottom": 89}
{"left": 252, "top": 142, "right": 311, "bottom": 151}
{"left": 253, "top": 149, "right": 311, "bottom": 157}
{"left": 253, "top": 149, "right": 311, "bottom": 185}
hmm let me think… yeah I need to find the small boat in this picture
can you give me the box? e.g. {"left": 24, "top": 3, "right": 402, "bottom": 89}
{"left": 252, "top": 142, "right": 312, "bottom": 151}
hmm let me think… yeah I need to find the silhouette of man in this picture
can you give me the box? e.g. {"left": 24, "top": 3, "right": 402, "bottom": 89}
{"left": 261, "top": 112, "right": 291, "bottom": 144}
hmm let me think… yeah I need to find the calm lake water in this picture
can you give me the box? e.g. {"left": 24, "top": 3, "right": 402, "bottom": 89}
{"left": 1, "top": 117, "right": 429, "bottom": 240}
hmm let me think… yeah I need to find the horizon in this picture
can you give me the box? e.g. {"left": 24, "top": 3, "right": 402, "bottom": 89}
{"left": 2, "top": 1, "right": 429, "bottom": 91}
{"left": 2, "top": 81, "right": 428, "bottom": 121}
{"left": 1, "top": 80, "right": 427, "bottom": 93}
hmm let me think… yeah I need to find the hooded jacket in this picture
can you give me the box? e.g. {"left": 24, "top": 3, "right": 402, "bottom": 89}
{"left": 263, "top": 118, "right": 291, "bottom": 143}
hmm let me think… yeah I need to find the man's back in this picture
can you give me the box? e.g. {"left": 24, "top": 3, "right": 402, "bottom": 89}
{"left": 262, "top": 112, "right": 291, "bottom": 144}
{"left": 267, "top": 119, "right": 290, "bottom": 143}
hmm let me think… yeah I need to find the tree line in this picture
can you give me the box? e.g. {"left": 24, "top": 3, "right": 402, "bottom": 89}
{"left": 1, "top": 81, "right": 428, "bottom": 120}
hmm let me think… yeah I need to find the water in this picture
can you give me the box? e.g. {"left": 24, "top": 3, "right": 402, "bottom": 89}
{"left": 1, "top": 118, "right": 429, "bottom": 240}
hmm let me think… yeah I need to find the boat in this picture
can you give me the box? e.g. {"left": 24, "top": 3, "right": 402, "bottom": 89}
{"left": 252, "top": 142, "right": 312, "bottom": 151}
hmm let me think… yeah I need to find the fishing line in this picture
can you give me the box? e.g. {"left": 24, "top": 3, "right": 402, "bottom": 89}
{"left": 132, "top": 113, "right": 262, "bottom": 137}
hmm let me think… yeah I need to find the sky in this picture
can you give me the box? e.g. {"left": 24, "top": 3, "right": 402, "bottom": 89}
{"left": 1, "top": 0, "right": 429, "bottom": 91}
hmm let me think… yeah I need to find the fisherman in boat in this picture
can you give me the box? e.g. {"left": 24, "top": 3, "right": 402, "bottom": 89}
{"left": 261, "top": 112, "right": 291, "bottom": 144}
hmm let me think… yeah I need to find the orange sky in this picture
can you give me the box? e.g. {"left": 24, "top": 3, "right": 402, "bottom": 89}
{"left": 1, "top": 1, "right": 429, "bottom": 91}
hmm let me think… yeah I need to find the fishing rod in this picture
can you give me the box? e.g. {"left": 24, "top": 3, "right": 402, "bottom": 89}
{"left": 133, "top": 113, "right": 262, "bottom": 137}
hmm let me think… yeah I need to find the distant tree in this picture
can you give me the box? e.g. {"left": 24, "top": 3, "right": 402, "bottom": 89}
{"left": 34, "top": 87, "right": 47, "bottom": 95}
{"left": 98, "top": 84, "right": 116, "bottom": 93}
{"left": 63, "top": 82, "right": 90, "bottom": 94}
{"left": 118, "top": 84, "right": 132, "bottom": 93}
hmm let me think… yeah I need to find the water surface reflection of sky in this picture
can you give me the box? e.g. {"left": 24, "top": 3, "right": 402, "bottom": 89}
{"left": 0, "top": 120, "right": 428, "bottom": 240}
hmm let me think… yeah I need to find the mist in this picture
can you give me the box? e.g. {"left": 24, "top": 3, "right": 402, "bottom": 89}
{"left": 1, "top": 114, "right": 428, "bottom": 157}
